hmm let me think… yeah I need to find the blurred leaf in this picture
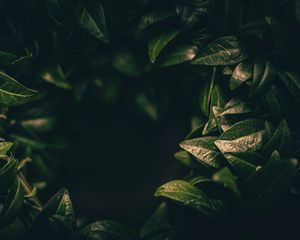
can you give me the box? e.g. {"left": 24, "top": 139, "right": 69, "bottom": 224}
{"left": 112, "top": 51, "right": 142, "bottom": 77}
{"left": 0, "top": 50, "right": 17, "bottom": 67}
{"left": 140, "top": 202, "right": 170, "bottom": 238}
{"left": 139, "top": 8, "right": 175, "bottom": 29}
{"left": 136, "top": 94, "right": 158, "bottom": 120}
{"left": 249, "top": 57, "right": 275, "bottom": 97}
{"left": 148, "top": 29, "right": 180, "bottom": 63}
{"left": 79, "top": 220, "right": 135, "bottom": 240}
{"left": 9, "top": 54, "right": 33, "bottom": 76}
{"left": 0, "top": 142, "right": 13, "bottom": 156}
{"left": 155, "top": 180, "right": 224, "bottom": 218}
{"left": 45, "top": 0, "right": 74, "bottom": 26}
{"left": 77, "top": 0, "right": 109, "bottom": 43}
{"left": 0, "top": 71, "right": 36, "bottom": 106}
{"left": 180, "top": 136, "right": 223, "bottom": 168}
{"left": 40, "top": 64, "right": 71, "bottom": 90}
{"left": 215, "top": 119, "right": 265, "bottom": 154}
{"left": 213, "top": 167, "right": 241, "bottom": 198}
{"left": 192, "top": 36, "right": 248, "bottom": 65}
{"left": 158, "top": 45, "right": 198, "bottom": 67}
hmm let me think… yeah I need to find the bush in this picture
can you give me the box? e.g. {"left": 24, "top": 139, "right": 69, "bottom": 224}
{"left": 0, "top": 0, "right": 300, "bottom": 239}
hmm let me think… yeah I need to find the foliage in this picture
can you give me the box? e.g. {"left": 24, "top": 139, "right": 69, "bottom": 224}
{"left": 0, "top": 0, "right": 300, "bottom": 239}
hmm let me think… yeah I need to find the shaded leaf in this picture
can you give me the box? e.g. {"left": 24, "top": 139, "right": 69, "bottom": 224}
{"left": 148, "top": 29, "right": 180, "bottom": 63}
{"left": 0, "top": 71, "right": 36, "bottom": 106}
{"left": 279, "top": 69, "right": 300, "bottom": 105}
{"left": 0, "top": 157, "right": 18, "bottom": 193}
{"left": 139, "top": 8, "right": 175, "bottom": 29}
{"left": 230, "top": 60, "right": 253, "bottom": 90}
{"left": 77, "top": 0, "right": 109, "bottom": 43}
{"left": 215, "top": 119, "right": 265, "bottom": 154}
{"left": 192, "top": 36, "right": 248, "bottom": 65}
{"left": 155, "top": 180, "right": 224, "bottom": 218}
{"left": 79, "top": 220, "right": 135, "bottom": 240}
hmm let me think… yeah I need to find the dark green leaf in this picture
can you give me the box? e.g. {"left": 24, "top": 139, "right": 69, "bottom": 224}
{"left": 249, "top": 58, "right": 275, "bottom": 97}
{"left": 9, "top": 54, "right": 32, "bottom": 76}
{"left": 213, "top": 167, "right": 241, "bottom": 198}
{"left": 0, "top": 177, "right": 24, "bottom": 224}
{"left": 155, "top": 180, "right": 224, "bottom": 218}
{"left": 0, "top": 50, "right": 17, "bottom": 67}
{"left": 0, "top": 71, "right": 36, "bottom": 106}
{"left": 199, "top": 67, "right": 216, "bottom": 117}
{"left": 263, "top": 85, "right": 286, "bottom": 121}
{"left": 148, "top": 29, "right": 180, "bottom": 63}
{"left": 223, "top": 152, "right": 263, "bottom": 176}
{"left": 180, "top": 137, "right": 223, "bottom": 168}
{"left": 279, "top": 69, "right": 300, "bottom": 105}
{"left": 0, "top": 157, "right": 18, "bottom": 193}
{"left": 262, "top": 119, "right": 292, "bottom": 157}
{"left": 158, "top": 45, "right": 198, "bottom": 67}
{"left": 191, "top": 36, "right": 248, "bottom": 65}
{"left": 79, "top": 220, "right": 135, "bottom": 240}
{"left": 140, "top": 202, "right": 170, "bottom": 238}
{"left": 174, "top": 150, "right": 199, "bottom": 168}
{"left": 214, "top": 119, "right": 265, "bottom": 154}
{"left": 77, "top": 0, "right": 109, "bottom": 43}
{"left": 139, "top": 8, "right": 175, "bottom": 29}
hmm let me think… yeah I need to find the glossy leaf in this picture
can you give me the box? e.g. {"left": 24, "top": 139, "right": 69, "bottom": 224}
{"left": 180, "top": 137, "right": 223, "bottom": 168}
{"left": 155, "top": 180, "right": 224, "bottom": 218}
{"left": 77, "top": 0, "right": 109, "bottom": 43}
{"left": 148, "top": 29, "right": 180, "bottom": 63}
{"left": 0, "top": 71, "right": 36, "bottom": 106}
{"left": 191, "top": 36, "right": 248, "bottom": 65}
{"left": 230, "top": 60, "right": 253, "bottom": 90}
{"left": 215, "top": 119, "right": 265, "bottom": 154}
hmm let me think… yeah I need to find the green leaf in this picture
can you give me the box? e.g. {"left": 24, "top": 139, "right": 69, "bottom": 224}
{"left": 45, "top": 0, "right": 74, "bottom": 26}
{"left": 0, "top": 71, "right": 36, "bottom": 106}
{"left": 9, "top": 54, "right": 33, "bottom": 76}
{"left": 154, "top": 180, "right": 224, "bottom": 218}
{"left": 191, "top": 36, "right": 248, "bottom": 65}
{"left": 139, "top": 8, "right": 175, "bottom": 29}
{"left": 112, "top": 51, "right": 142, "bottom": 78}
{"left": 0, "top": 142, "right": 13, "bottom": 156}
{"left": 140, "top": 202, "right": 170, "bottom": 238}
{"left": 180, "top": 137, "right": 223, "bottom": 168}
{"left": 213, "top": 167, "right": 241, "bottom": 198}
{"left": 0, "top": 157, "right": 18, "bottom": 193}
{"left": 223, "top": 152, "right": 263, "bottom": 176}
{"left": 148, "top": 29, "right": 180, "bottom": 63}
{"left": 0, "top": 177, "right": 24, "bottom": 224}
{"left": 77, "top": 0, "right": 109, "bottom": 43}
{"left": 0, "top": 50, "right": 17, "bottom": 67}
{"left": 261, "top": 119, "right": 292, "bottom": 157}
{"left": 36, "top": 188, "right": 75, "bottom": 226}
{"left": 40, "top": 64, "right": 71, "bottom": 90}
{"left": 279, "top": 69, "right": 300, "bottom": 105}
{"left": 158, "top": 45, "right": 198, "bottom": 67}
{"left": 47, "top": 215, "right": 77, "bottom": 240}
{"left": 202, "top": 84, "right": 226, "bottom": 135}
{"left": 199, "top": 67, "right": 216, "bottom": 117}
{"left": 21, "top": 117, "right": 57, "bottom": 133}
{"left": 249, "top": 58, "right": 275, "bottom": 97}
{"left": 230, "top": 60, "right": 253, "bottom": 90}
{"left": 263, "top": 85, "right": 286, "bottom": 121}
{"left": 214, "top": 119, "right": 265, "bottom": 154}
{"left": 79, "top": 220, "right": 135, "bottom": 240}
{"left": 174, "top": 150, "right": 199, "bottom": 168}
